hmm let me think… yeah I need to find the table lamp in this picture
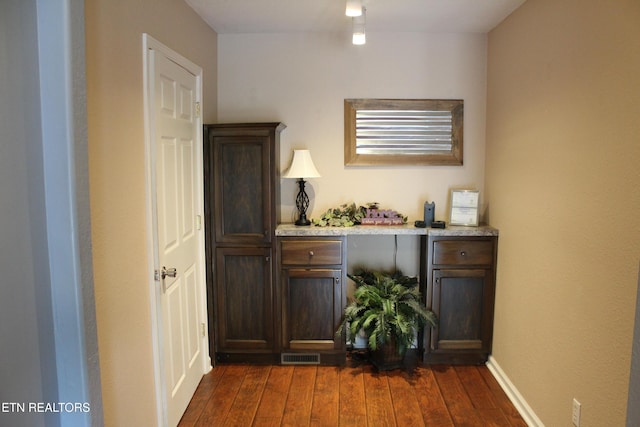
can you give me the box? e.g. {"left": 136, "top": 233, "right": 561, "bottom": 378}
{"left": 283, "top": 149, "right": 321, "bottom": 226}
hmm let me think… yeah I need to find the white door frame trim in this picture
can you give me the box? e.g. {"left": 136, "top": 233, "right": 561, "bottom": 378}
{"left": 142, "top": 33, "right": 211, "bottom": 426}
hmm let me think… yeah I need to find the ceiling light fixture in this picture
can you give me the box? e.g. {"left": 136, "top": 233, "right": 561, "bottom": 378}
{"left": 352, "top": 7, "right": 366, "bottom": 45}
{"left": 345, "top": 0, "right": 363, "bottom": 17}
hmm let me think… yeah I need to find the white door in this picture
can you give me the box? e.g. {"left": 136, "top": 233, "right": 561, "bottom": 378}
{"left": 147, "top": 40, "right": 208, "bottom": 427}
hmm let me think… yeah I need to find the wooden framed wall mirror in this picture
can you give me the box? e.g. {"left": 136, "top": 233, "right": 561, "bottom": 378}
{"left": 344, "top": 99, "right": 464, "bottom": 166}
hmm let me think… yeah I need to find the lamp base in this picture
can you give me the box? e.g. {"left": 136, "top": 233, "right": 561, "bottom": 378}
{"left": 295, "top": 214, "right": 311, "bottom": 226}
{"left": 293, "top": 179, "right": 312, "bottom": 226}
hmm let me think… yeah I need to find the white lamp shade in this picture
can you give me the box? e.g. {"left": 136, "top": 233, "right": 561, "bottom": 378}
{"left": 284, "top": 150, "right": 321, "bottom": 179}
{"left": 345, "top": 0, "right": 362, "bottom": 17}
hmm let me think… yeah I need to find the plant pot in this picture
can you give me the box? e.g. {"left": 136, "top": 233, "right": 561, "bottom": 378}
{"left": 353, "top": 328, "right": 368, "bottom": 349}
{"left": 369, "top": 337, "right": 406, "bottom": 371}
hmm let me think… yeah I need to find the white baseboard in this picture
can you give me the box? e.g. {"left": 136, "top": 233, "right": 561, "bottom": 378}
{"left": 486, "top": 356, "right": 545, "bottom": 427}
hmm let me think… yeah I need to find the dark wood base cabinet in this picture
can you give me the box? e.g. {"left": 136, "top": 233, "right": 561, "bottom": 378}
{"left": 423, "top": 235, "right": 498, "bottom": 364}
{"left": 279, "top": 237, "right": 347, "bottom": 365}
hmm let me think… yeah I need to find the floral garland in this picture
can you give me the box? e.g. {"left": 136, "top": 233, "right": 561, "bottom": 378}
{"left": 312, "top": 202, "right": 407, "bottom": 227}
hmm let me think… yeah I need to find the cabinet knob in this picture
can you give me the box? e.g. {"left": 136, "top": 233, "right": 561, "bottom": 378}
{"left": 309, "top": 251, "right": 314, "bottom": 257}
{"left": 460, "top": 251, "right": 466, "bottom": 257}
{"left": 265, "top": 256, "right": 270, "bottom": 262}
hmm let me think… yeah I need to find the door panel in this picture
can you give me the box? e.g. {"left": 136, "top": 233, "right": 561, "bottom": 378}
{"left": 282, "top": 269, "right": 343, "bottom": 350}
{"left": 430, "top": 269, "right": 491, "bottom": 352}
{"left": 164, "top": 277, "right": 185, "bottom": 393}
{"left": 215, "top": 247, "right": 274, "bottom": 351}
{"left": 213, "top": 137, "right": 272, "bottom": 244}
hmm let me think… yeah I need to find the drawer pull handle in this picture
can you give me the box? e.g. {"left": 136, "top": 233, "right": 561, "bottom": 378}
{"left": 309, "top": 251, "right": 314, "bottom": 256}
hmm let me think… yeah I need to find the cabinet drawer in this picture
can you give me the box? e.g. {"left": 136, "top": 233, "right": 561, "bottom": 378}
{"left": 432, "top": 240, "right": 494, "bottom": 266}
{"left": 281, "top": 240, "right": 342, "bottom": 265}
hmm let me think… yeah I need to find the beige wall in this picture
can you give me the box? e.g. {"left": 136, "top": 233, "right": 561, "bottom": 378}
{"left": 218, "top": 32, "right": 488, "bottom": 224}
{"left": 218, "top": 32, "right": 489, "bottom": 276}
{"left": 486, "top": 0, "right": 640, "bottom": 425}
{"left": 84, "top": 0, "right": 217, "bottom": 424}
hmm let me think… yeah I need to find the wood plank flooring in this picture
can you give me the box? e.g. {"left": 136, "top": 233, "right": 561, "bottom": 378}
{"left": 178, "top": 359, "right": 527, "bottom": 427}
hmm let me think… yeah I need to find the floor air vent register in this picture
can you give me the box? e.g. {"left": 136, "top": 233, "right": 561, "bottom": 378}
{"left": 280, "top": 353, "right": 321, "bottom": 365}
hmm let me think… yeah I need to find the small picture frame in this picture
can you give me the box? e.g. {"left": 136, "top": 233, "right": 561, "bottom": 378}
{"left": 449, "top": 190, "right": 480, "bottom": 226}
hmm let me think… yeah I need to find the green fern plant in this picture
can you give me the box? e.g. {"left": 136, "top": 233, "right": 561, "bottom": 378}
{"left": 337, "top": 269, "right": 438, "bottom": 357}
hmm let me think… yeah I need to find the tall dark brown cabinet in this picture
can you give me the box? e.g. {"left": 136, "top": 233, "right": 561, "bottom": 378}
{"left": 204, "top": 123, "right": 285, "bottom": 364}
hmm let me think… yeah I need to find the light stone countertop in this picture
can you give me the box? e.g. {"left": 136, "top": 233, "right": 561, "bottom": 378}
{"left": 276, "top": 224, "right": 498, "bottom": 237}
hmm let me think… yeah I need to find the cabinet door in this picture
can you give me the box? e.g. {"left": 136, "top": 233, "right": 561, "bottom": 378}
{"left": 215, "top": 247, "right": 274, "bottom": 351}
{"left": 212, "top": 136, "right": 272, "bottom": 244}
{"left": 429, "top": 268, "right": 494, "bottom": 355}
{"left": 282, "top": 269, "right": 344, "bottom": 351}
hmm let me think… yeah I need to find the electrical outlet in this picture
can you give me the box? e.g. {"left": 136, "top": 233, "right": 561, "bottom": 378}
{"left": 572, "top": 398, "right": 581, "bottom": 426}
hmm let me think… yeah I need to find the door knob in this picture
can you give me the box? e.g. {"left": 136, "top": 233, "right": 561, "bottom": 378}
{"left": 161, "top": 266, "right": 177, "bottom": 280}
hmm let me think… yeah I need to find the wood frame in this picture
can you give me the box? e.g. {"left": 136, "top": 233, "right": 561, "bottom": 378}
{"left": 344, "top": 98, "right": 464, "bottom": 166}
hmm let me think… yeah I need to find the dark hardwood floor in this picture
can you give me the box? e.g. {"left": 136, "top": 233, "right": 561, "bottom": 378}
{"left": 178, "top": 356, "right": 527, "bottom": 426}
